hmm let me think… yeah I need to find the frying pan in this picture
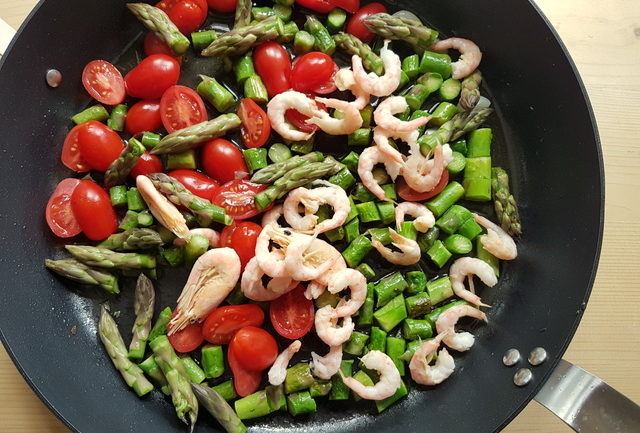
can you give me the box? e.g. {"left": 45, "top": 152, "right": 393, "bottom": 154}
{"left": 0, "top": 0, "right": 634, "bottom": 432}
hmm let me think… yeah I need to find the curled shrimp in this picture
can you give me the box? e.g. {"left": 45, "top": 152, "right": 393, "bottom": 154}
{"left": 372, "top": 229, "right": 421, "bottom": 265}
{"left": 261, "top": 204, "right": 283, "bottom": 227}
{"left": 352, "top": 40, "right": 401, "bottom": 97}
{"left": 315, "top": 304, "right": 355, "bottom": 346}
{"left": 255, "top": 224, "right": 295, "bottom": 278}
{"left": 374, "top": 96, "right": 431, "bottom": 133}
{"left": 316, "top": 254, "right": 347, "bottom": 287}
{"left": 358, "top": 146, "right": 404, "bottom": 201}
{"left": 402, "top": 144, "right": 446, "bottom": 193}
{"left": 173, "top": 228, "right": 219, "bottom": 248}
{"left": 341, "top": 350, "right": 401, "bottom": 400}
{"left": 409, "top": 333, "right": 455, "bottom": 386}
{"left": 306, "top": 97, "right": 363, "bottom": 135}
{"left": 268, "top": 340, "right": 302, "bottom": 386}
{"left": 266, "top": 90, "right": 323, "bottom": 141}
{"left": 311, "top": 345, "right": 343, "bottom": 380}
{"left": 283, "top": 186, "right": 351, "bottom": 234}
{"left": 327, "top": 268, "right": 367, "bottom": 317}
{"left": 373, "top": 127, "right": 405, "bottom": 165}
{"left": 284, "top": 235, "right": 340, "bottom": 281}
{"left": 334, "top": 68, "right": 370, "bottom": 110}
{"left": 241, "top": 256, "right": 297, "bottom": 302}
{"left": 304, "top": 280, "right": 326, "bottom": 300}
{"left": 395, "top": 202, "right": 435, "bottom": 233}
{"left": 449, "top": 257, "right": 497, "bottom": 307}
{"left": 136, "top": 175, "right": 190, "bottom": 239}
{"left": 435, "top": 305, "right": 488, "bottom": 352}
{"left": 473, "top": 213, "right": 518, "bottom": 260}
{"left": 431, "top": 37, "right": 482, "bottom": 80}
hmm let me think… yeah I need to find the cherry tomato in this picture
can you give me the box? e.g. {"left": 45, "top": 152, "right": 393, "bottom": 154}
{"left": 131, "top": 152, "right": 164, "bottom": 178}
{"left": 211, "top": 179, "right": 268, "bottom": 220}
{"left": 201, "top": 304, "right": 265, "bottom": 344}
{"left": 291, "top": 52, "right": 338, "bottom": 94}
{"left": 76, "top": 121, "right": 124, "bottom": 171}
{"left": 70, "top": 180, "right": 118, "bottom": 241}
{"left": 333, "top": 0, "right": 360, "bottom": 13}
{"left": 253, "top": 42, "right": 291, "bottom": 98}
{"left": 81, "top": 60, "right": 126, "bottom": 106}
{"left": 143, "top": 32, "right": 176, "bottom": 58}
{"left": 125, "top": 99, "right": 162, "bottom": 135}
{"left": 219, "top": 223, "right": 238, "bottom": 247}
{"left": 237, "top": 99, "right": 271, "bottom": 149}
{"left": 167, "top": 311, "right": 204, "bottom": 352}
{"left": 270, "top": 284, "right": 314, "bottom": 339}
{"left": 156, "top": 0, "right": 208, "bottom": 34}
{"left": 61, "top": 124, "right": 91, "bottom": 172}
{"left": 231, "top": 326, "right": 278, "bottom": 372}
{"left": 124, "top": 54, "right": 180, "bottom": 99}
{"left": 228, "top": 221, "right": 262, "bottom": 269}
{"left": 284, "top": 99, "right": 326, "bottom": 133}
{"left": 201, "top": 138, "right": 248, "bottom": 184}
{"left": 45, "top": 178, "right": 82, "bottom": 238}
{"left": 207, "top": 0, "right": 236, "bottom": 13}
{"left": 295, "top": 0, "right": 334, "bottom": 14}
{"left": 160, "top": 85, "right": 208, "bottom": 133}
{"left": 346, "top": 2, "right": 387, "bottom": 42}
{"left": 228, "top": 343, "right": 262, "bottom": 397}
{"left": 397, "top": 170, "right": 450, "bottom": 201}
{"left": 168, "top": 169, "right": 219, "bottom": 200}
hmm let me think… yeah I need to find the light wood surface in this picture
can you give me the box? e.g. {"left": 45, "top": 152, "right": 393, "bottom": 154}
{"left": 1, "top": 1, "right": 638, "bottom": 432}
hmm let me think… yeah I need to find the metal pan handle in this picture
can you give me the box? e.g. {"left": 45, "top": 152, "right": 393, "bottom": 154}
{"left": 534, "top": 359, "right": 640, "bottom": 432}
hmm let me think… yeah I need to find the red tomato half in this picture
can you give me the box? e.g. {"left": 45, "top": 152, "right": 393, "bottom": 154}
{"left": 285, "top": 109, "right": 318, "bottom": 133}
{"left": 228, "top": 343, "right": 262, "bottom": 397}
{"left": 168, "top": 169, "right": 219, "bottom": 200}
{"left": 237, "top": 99, "right": 271, "bottom": 148}
{"left": 61, "top": 124, "right": 91, "bottom": 172}
{"left": 253, "top": 42, "right": 291, "bottom": 98}
{"left": 219, "top": 223, "right": 237, "bottom": 247}
{"left": 229, "top": 221, "right": 262, "bottom": 269}
{"left": 76, "top": 121, "right": 124, "bottom": 171}
{"left": 125, "top": 99, "right": 162, "bottom": 135}
{"left": 167, "top": 312, "right": 204, "bottom": 353}
{"left": 231, "top": 326, "right": 278, "bottom": 372}
{"left": 124, "top": 54, "right": 180, "bottom": 99}
{"left": 270, "top": 285, "right": 315, "bottom": 339}
{"left": 81, "top": 60, "right": 126, "bottom": 106}
{"left": 70, "top": 180, "right": 118, "bottom": 241}
{"left": 397, "top": 170, "right": 450, "bottom": 201}
{"left": 160, "top": 85, "right": 208, "bottom": 133}
{"left": 346, "top": 2, "right": 387, "bottom": 42}
{"left": 295, "top": 0, "right": 334, "bottom": 14}
{"left": 144, "top": 32, "right": 176, "bottom": 58}
{"left": 131, "top": 152, "right": 163, "bottom": 178}
{"left": 291, "top": 52, "right": 338, "bottom": 94}
{"left": 201, "top": 138, "right": 248, "bottom": 184}
{"left": 207, "top": 0, "right": 236, "bottom": 13}
{"left": 156, "top": 0, "right": 208, "bottom": 34}
{"left": 211, "top": 179, "right": 268, "bottom": 220}
{"left": 201, "top": 304, "right": 265, "bottom": 344}
{"left": 45, "top": 178, "right": 82, "bottom": 238}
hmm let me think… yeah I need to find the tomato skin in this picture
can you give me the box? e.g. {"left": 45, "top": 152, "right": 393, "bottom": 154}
{"left": 168, "top": 169, "right": 219, "bottom": 200}
{"left": 81, "top": 60, "right": 126, "bottom": 106}
{"left": 285, "top": 109, "right": 318, "bottom": 133}
{"left": 76, "top": 121, "right": 124, "bottom": 171}
{"left": 228, "top": 221, "right": 262, "bottom": 270}
{"left": 219, "top": 223, "right": 238, "bottom": 247}
{"left": 253, "top": 42, "right": 291, "bottom": 98}
{"left": 131, "top": 152, "right": 164, "bottom": 178}
{"left": 333, "top": 0, "right": 360, "bottom": 13}
{"left": 295, "top": 0, "right": 334, "bottom": 14}
{"left": 61, "top": 124, "right": 91, "bottom": 172}
{"left": 124, "top": 54, "right": 180, "bottom": 99}
{"left": 156, "top": 0, "right": 208, "bottom": 34}
{"left": 211, "top": 179, "right": 269, "bottom": 220}
{"left": 346, "top": 2, "right": 387, "bottom": 42}
{"left": 201, "top": 138, "right": 248, "bottom": 184}
{"left": 168, "top": 321, "right": 204, "bottom": 353}
{"left": 125, "top": 99, "right": 162, "bottom": 135}
{"left": 228, "top": 343, "right": 262, "bottom": 397}
{"left": 201, "top": 304, "right": 265, "bottom": 344}
{"left": 237, "top": 99, "right": 271, "bottom": 149}
{"left": 160, "top": 85, "right": 208, "bottom": 133}
{"left": 270, "top": 285, "right": 315, "bottom": 339}
{"left": 231, "top": 326, "right": 278, "bottom": 372}
{"left": 397, "top": 170, "right": 450, "bottom": 201}
{"left": 143, "top": 32, "right": 176, "bottom": 58}
{"left": 70, "top": 180, "right": 118, "bottom": 241}
{"left": 290, "top": 52, "right": 338, "bottom": 94}
{"left": 46, "top": 178, "right": 82, "bottom": 238}
{"left": 207, "top": 0, "right": 236, "bottom": 13}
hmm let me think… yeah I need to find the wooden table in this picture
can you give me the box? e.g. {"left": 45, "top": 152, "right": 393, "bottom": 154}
{"left": 1, "top": 0, "right": 638, "bottom": 431}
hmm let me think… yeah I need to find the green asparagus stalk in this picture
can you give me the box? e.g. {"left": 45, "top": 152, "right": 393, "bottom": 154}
{"left": 234, "top": 0, "right": 252, "bottom": 29}
{"left": 126, "top": 3, "right": 190, "bottom": 55}
{"left": 103, "top": 138, "right": 145, "bottom": 189}
{"left": 333, "top": 32, "right": 384, "bottom": 75}
{"left": 65, "top": 245, "right": 156, "bottom": 270}
{"left": 98, "top": 306, "right": 154, "bottom": 397}
{"left": 201, "top": 16, "right": 282, "bottom": 57}
{"left": 128, "top": 274, "right": 156, "bottom": 360}
{"left": 251, "top": 152, "right": 324, "bottom": 184}
{"left": 45, "top": 258, "right": 119, "bottom": 294}
{"left": 419, "top": 108, "right": 494, "bottom": 156}
{"left": 98, "top": 228, "right": 163, "bottom": 251}
{"left": 458, "top": 70, "right": 482, "bottom": 112}
{"left": 191, "top": 383, "right": 247, "bottom": 433}
{"left": 362, "top": 13, "right": 438, "bottom": 54}
{"left": 151, "top": 114, "right": 241, "bottom": 155}
{"left": 492, "top": 167, "right": 522, "bottom": 236}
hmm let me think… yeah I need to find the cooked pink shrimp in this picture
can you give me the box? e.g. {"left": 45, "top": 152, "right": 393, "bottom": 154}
{"left": 241, "top": 256, "right": 296, "bottom": 302}
{"left": 395, "top": 202, "right": 435, "bottom": 233}
{"left": 473, "top": 213, "right": 518, "bottom": 260}
{"left": 341, "top": 351, "right": 401, "bottom": 400}
{"left": 304, "top": 280, "right": 326, "bottom": 300}
{"left": 328, "top": 268, "right": 367, "bottom": 317}
{"left": 311, "top": 345, "right": 343, "bottom": 380}
{"left": 284, "top": 235, "right": 340, "bottom": 281}
{"left": 431, "top": 37, "right": 482, "bottom": 80}
{"left": 282, "top": 188, "right": 319, "bottom": 233}
{"left": 358, "top": 146, "right": 404, "bottom": 201}
{"left": 352, "top": 40, "right": 401, "bottom": 97}
{"left": 315, "top": 305, "right": 355, "bottom": 346}
{"left": 136, "top": 175, "right": 190, "bottom": 239}
{"left": 173, "top": 228, "right": 220, "bottom": 247}
{"left": 306, "top": 97, "right": 363, "bottom": 135}
{"left": 261, "top": 204, "right": 283, "bottom": 227}
{"left": 334, "top": 68, "right": 370, "bottom": 110}
{"left": 283, "top": 186, "right": 350, "bottom": 234}
{"left": 266, "top": 90, "right": 323, "bottom": 141}
{"left": 372, "top": 229, "right": 421, "bottom": 265}
{"left": 448, "top": 257, "right": 497, "bottom": 307}
{"left": 372, "top": 127, "right": 405, "bottom": 165}
{"left": 268, "top": 340, "right": 302, "bottom": 386}
{"left": 402, "top": 144, "right": 446, "bottom": 193}
{"left": 436, "top": 305, "right": 488, "bottom": 352}
{"left": 316, "top": 254, "right": 347, "bottom": 286}
{"left": 374, "top": 96, "right": 431, "bottom": 132}
{"left": 255, "top": 224, "right": 296, "bottom": 278}
{"left": 409, "top": 333, "right": 455, "bottom": 386}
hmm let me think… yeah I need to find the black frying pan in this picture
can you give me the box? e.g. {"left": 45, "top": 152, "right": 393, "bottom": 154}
{"left": 0, "top": 0, "right": 604, "bottom": 432}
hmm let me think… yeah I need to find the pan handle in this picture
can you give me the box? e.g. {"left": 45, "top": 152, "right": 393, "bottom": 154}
{"left": 0, "top": 18, "right": 15, "bottom": 57}
{"left": 534, "top": 359, "right": 640, "bottom": 432}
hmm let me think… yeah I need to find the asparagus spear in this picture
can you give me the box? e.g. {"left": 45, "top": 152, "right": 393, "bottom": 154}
{"left": 362, "top": 13, "right": 438, "bottom": 54}
{"left": 201, "top": 16, "right": 283, "bottom": 57}
{"left": 126, "top": 3, "right": 190, "bottom": 56}
{"left": 128, "top": 274, "right": 156, "bottom": 360}
{"left": 191, "top": 383, "right": 247, "bottom": 433}
{"left": 147, "top": 173, "right": 233, "bottom": 226}
{"left": 65, "top": 245, "right": 156, "bottom": 270}
{"left": 419, "top": 107, "right": 494, "bottom": 155}
{"left": 44, "top": 258, "right": 119, "bottom": 294}
{"left": 333, "top": 32, "right": 384, "bottom": 75}
{"left": 492, "top": 167, "right": 522, "bottom": 236}
{"left": 98, "top": 228, "right": 163, "bottom": 251}
{"left": 98, "top": 306, "right": 154, "bottom": 397}
{"left": 150, "top": 114, "right": 241, "bottom": 155}
{"left": 251, "top": 152, "right": 325, "bottom": 184}
{"left": 234, "top": 0, "right": 252, "bottom": 28}
{"left": 104, "top": 138, "right": 145, "bottom": 189}
{"left": 458, "top": 70, "right": 482, "bottom": 112}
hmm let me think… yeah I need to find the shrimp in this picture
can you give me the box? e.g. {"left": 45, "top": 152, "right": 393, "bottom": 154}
{"left": 473, "top": 213, "right": 518, "bottom": 260}
{"left": 284, "top": 235, "right": 340, "bottom": 281}
{"left": 358, "top": 146, "right": 404, "bottom": 201}
{"left": 372, "top": 229, "right": 421, "bottom": 265}
{"left": 316, "top": 254, "right": 347, "bottom": 286}
{"left": 327, "top": 268, "right": 367, "bottom": 317}
{"left": 431, "top": 37, "right": 482, "bottom": 80}
{"left": 283, "top": 186, "right": 351, "bottom": 234}
{"left": 315, "top": 305, "right": 355, "bottom": 346}
{"left": 334, "top": 68, "right": 370, "bottom": 110}
{"left": 304, "top": 280, "right": 326, "bottom": 300}
{"left": 374, "top": 96, "right": 431, "bottom": 133}
{"left": 372, "top": 127, "right": 405, "bottom": 165}
{"left": 173, "top": 228, "right": 219, "bottom": 248}
{"left": 261, "top": 204, "right": 284, "bottom": 227}
{"left": 268, "top": 340, "right": 302, "bottom": 386}
{"left": 409, "top": 334, "right": 455, "bottom": 386}
{"left": 168, "top": 248, "right": 241, "bottom": 333}
{"left": 352, "top": 40, "right": 401, "bottom": 97}
{"left": 435, "top": 305, "right": 488, "bottom": 352}
{"left": 255, "top": 223, "right": 295, "bottom": 278}
{"left": 241, "top": 256, "right": 297, "bottom": 302}
{"left": 341, "top": 350, "right": 401, "bottom": 400}
{"left": 306, "top": 97, "right": 363, "bottom": 135}
{"left": 402, "top": 144, "right": 446, "bottom": 193}
{"left": 136, "top": 175, "right": 190, "bottom": 239}
{"left": 266, "top": 90, "right": 323, "bottom": 141}
{"left": 282, "top": 188, "right": 319, "bottom": 233}
{"left": 395, "top": 202, "right": 435, "bottom": 233}
{"left": 311, "top": 345, "right": 343, "bottom": 380}
{"left": 448, "top": 257, "right": 497, "bottom": 307}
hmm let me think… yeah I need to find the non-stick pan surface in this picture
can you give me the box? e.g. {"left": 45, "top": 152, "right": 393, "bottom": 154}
{"left": 0, "top": 0, "right": 603, "bottom": 432}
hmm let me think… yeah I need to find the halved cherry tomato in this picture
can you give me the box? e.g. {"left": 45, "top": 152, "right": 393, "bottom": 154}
{"left": 45, "top": 178, "right": 82, "bottom": 238}
{"left": 231, "top": 326, "right": 278, "bottom": 372}
{"left": 219, "top": 223, "right": 238, "bottom": 247}
{"left": 334, "top": 0, "right": 360, "bottom": 13}
{"left": 211, "top": 179, "right": 268, "bottom": 220}
{"left": 160, "top": 85, "right": 208, "bottom": 133}
{"left": 285, "top": 109, "right": 319, "bottom": 133}
{"left": 143, "top": 32, "right": 176, "bottom": 58}
{"left": 70, "top": 180, "right": 118, "bottom": 241}
{"left": 168, "top": 169, "right": 219, "bottom": 200}
{"left": 207, "top": 0, "right": 236, "bottom": 13}
{"left": 270, "top": 285, "right": 315, "bottom": 339}
{"left": 295, "top": 0, "right": 334, "bottom": 14}
{"left": 131, "top": 152, "right": 163, "bottom": 178}
{"left": 124, "top": 54, "right": 180, "bottom": 99}
{"left": 253, "top": 42, "right": 291, "bottom": 98}
{"left": 76, "top": 121, "right": 124, "bottom": 171}
{"left": 61, "top": 124, "right": 91, "bottom": 172}
{"left": 201, "top": 138, "right": 248, "bottom": 184}
{"left": 228, "top": 343, "right": 262, "bottom": 397}
{"left": 397, "top": 170, "right": 450, "bottom": 201}
{"left": 346, "top": 2, "right": 387, "bottom": 42}
{"left": 81, "top": 60, "right": 126, "bottom": 106}
{"left": 125, "top": 99, "right": 162, "bottom": 135}
{"left": 291, "top": 52, "right": 338, "bottom": 94}
{"left": 167, "top": 311, "right": 204, "bottom": 353}
{"left": 201, "top": 304, "right": 265, "bottom": 344}
{"left": 156, "top": 0, "right": 208, "bottom": 34}
{"left": 229, "top": 221, "right": 262, "bottom": 269}
{"left": 237, "top": 99, "right": 271, "bottom": 148}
